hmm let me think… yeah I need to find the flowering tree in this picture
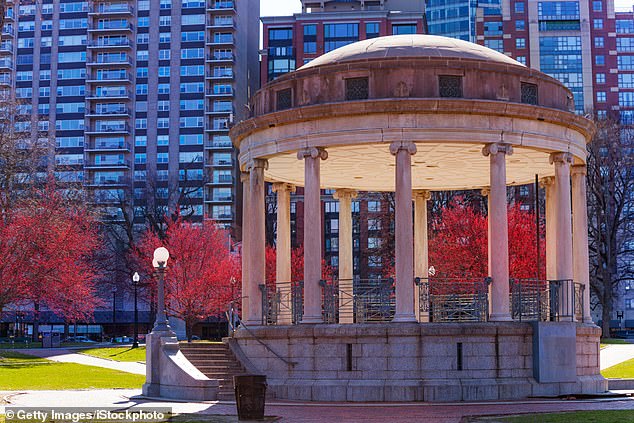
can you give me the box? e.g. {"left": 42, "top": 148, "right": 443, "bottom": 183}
{"left": 428, "top": 199, "right": 545, "bottom": 282}
{"left": 0, "top": 184, "right": 102, "bottom": 338}
{"left": 263, "top": 245, "right": 335, "bottom": 287}
{"left": 135, "top": 217, "right": 240, "bottom": 341}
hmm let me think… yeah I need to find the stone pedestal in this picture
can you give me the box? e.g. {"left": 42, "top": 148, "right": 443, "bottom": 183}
{"left": 143, "top": 331, "right": 218, "bottom": 401}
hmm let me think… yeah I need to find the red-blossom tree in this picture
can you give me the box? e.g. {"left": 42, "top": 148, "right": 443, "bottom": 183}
{"left": 428, "top": 199, "right": 545, "bottom": 282}
{"left": 0, "top": 184, "right": 102, "bottom": 338}
{"left": 263, "top": 245, "right": 335, "bottom": 287}
{"left": 135, "top": 217, "right": 240, "bottom": 341}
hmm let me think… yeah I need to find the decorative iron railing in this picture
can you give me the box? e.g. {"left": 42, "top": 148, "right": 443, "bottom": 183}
{"left": 260, "top": 281, "right": 303, "bottom": 325}
{"left": 510, "top": 278, "right": 583, "bottom": 322}
{"left": 416, "top": 277, "right": 490, "bottom": 322}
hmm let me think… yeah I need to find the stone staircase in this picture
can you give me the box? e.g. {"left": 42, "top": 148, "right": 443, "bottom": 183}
{"left": 180, "top": 342, "right": 245, "bottom": 401}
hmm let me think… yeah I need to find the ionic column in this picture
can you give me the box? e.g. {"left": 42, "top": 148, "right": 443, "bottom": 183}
{"left": 551, "top": 152, "right": 574, "bottom": 318}
{"left": 333, "top": 189, "right": 357, "bottom": 324}
{"left": 414, "top": 190, "right": 431, "bottom": 322}
{"left": 572, "top": 165, "right": 592, "bottom": 323}
{"left": 240, "top": 172, "right": 250, "bottom": 322}
{"left": 540, "top": 176, "right": 557, "bottom": 281}
{"left": 298, "top": 147, "right": 328, "bottom": 324}
{"left": 272, "top": 182, "right": 295, "bottom": 325}
{"left": 390, "top": 141, "right": 417, "bottom": 323}
{"left": 482, "top": 143, "right": 513, "bottom": 321}
{"left": 244, "top": 158, "right": 268, "bottom": 326}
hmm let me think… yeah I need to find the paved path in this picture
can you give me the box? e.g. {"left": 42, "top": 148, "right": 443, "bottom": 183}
{"left": 12, "top": 348, "right": 146, "bottom": 375}
{"left": 601, "top": 344, "right": 634, "bottom": 370}
{"left": 2, "top": 389, "right": 634, "bottom": 423}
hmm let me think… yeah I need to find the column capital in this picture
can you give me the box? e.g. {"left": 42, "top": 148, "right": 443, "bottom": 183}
{"left": 571, "top": 164, "right": 587, "bottom": 176}
{"left": 549, "top": 152, "right": 573, "bottom": 165}
{"left": 539, "top": 176, "right": 555, "bottom": 189}
{"left": 246, "top": 158, "right": 268, "bottom": 171}
{"left": 413, "top": 190, "right": 432, "bottom": 201}
{"left": 389, "top": 141, "right": 417, "bottom": 156}
{"left": 297, "top": 147, "right": 328, "bottom": 161}
{"left": 271, "top": 182, "right": 296, "bottom": 194}
{"left": 240, "top": 172, "right": 250, "bottom": 183}
{"left": 482, "top": 143, "right": 513, "bottom": 157}
{"left": 333, "top": 188, "right": 358, "bottom": 201}
{"left": 480, "top": 187, "right": 490, "bottom": 197}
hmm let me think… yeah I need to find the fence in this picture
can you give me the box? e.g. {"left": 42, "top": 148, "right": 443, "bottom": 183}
{"left": 416, "top": 277, "right": 490, "bottom": 322}
{"left": 510, "top": 278, "right": 583, "bottom": 322}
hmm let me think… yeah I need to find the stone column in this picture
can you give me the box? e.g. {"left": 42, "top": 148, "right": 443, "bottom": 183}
{"left": 540, "top": 176, "right": 557, "bottom": 281}
{"left": 390, "top": 141, "right": 417, "bottom": 323}
{"left": 572, "top": 164, "right": 592, "bottom": 323}
{"left": 272, "top": 182, "right": 295, "bottom": 325}
{"left": 333, "top": 189, "right": 357, "bottom": 324}
{"left": 481, "top": 187, "right": 493, "bottom": 316}
{"left": 414, "top": 190, "right": 431, "bottom": 322}
{"left": 551, "top": 152, "right": 574, "bottom": 318}
{"left": 482, "top": 143, "right": 513, "bottom": 321}
{"left": 298, "top": 147, "right": 328, "bottom": 324}
{"left": 244, "top": 159, "right": 268, "bottom": 326}
{"left": 240, "top": 172, "right": 250, "bottom": 322}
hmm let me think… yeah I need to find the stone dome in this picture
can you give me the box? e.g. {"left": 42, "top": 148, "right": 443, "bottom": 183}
{"left": 298, "top": 34, "right": 523, "bottom": 70}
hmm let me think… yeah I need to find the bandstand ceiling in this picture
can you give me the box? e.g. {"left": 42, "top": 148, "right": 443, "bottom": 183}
{"left": 264, "top": 143, "right": 556, "bottom": 192}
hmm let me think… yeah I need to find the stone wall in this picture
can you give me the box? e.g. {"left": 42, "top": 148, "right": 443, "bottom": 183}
{"left": 232, "top": 322, "right": 606, "bottom": 402}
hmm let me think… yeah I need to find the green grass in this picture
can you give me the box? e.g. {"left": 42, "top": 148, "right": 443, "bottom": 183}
{"left": 0, "top": 360, "right": 144, "bottom": 390}
{"left": 471, "top": 410, "right": 634, "bottom": 423}
{"left": 601, "top": 357, "right": 634, "bottom": 379}
{"left": 0, "top": 351, "right": 49, "bottom": 364}
{"left": 79, "top": 346, "right": 146, "bottom": 362}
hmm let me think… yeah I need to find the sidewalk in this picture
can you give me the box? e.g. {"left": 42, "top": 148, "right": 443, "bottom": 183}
{"left": 13, "top": 348, "right": 146, "bottom": 375}
{"left": 2, "top": 389, "right": 634, "bottom": 423}
{"left": 600, "top": 344, "right": 634, "bottom": 370}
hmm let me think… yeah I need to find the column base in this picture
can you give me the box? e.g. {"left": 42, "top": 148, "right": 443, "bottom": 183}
{"left": 583, "top": 318, "right": 595, "bottom": 324}
{"left": 392, "top": 313, "right": 417, "bottom": 323}
{"left": 489, "top": 313, "right": 513, "bottom": 322}
{"left": 242, "top": 319, "right": 265, "bottom": 327}
{"left": 300, "top": 315, "right": 324, "bottom": 324}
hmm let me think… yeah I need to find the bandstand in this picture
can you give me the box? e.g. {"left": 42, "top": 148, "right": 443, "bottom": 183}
{"left": 228, "top": 35, "right": 606, "bottom": 402}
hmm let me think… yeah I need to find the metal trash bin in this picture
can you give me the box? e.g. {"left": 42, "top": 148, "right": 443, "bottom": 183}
{"left": 234, "top": 374, "right": 267, "bottom": 421}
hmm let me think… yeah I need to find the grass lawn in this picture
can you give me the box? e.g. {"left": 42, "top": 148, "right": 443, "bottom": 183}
{"left": 601, "top": 357, "right": 634, "bottom": 379}
{"left": 80, "top": 346, "right": 146, "bottom": 362}
{"left": 0, "top": 350, "right": 144, "bottom": 390}
{"left": 471, "top": 410, "right": 634, "bottom": 422}
{"left": 600, "top": 338, "right": 630, "bottom": 349}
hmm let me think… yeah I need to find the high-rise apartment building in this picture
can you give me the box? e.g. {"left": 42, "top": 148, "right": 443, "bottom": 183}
{"left": 1, "top": 0, "right": 259, "bottom": 233}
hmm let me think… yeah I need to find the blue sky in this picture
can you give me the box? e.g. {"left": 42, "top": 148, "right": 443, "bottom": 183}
{"left": 260, "top": 0, "right": 634, "bottom": 16}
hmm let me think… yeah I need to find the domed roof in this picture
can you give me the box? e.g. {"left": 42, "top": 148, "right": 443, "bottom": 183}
{"left": 298, "top": 34, "right": 523, "bottom": 70}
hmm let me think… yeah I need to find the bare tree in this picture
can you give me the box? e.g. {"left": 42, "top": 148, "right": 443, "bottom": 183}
{"left": 586, "top": 117, "right": 634, "bottom": 337}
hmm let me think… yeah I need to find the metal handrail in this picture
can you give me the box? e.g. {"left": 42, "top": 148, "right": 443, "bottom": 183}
{"left": 510, "top": 278, "right": 580, "bottom": 322}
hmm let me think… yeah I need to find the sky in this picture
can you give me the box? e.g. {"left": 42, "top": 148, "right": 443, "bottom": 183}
{"left": 260, "top": 0, "right": 634, "bottom": 16}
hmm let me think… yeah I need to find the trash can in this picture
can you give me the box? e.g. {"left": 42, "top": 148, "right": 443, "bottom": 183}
{"left": 234, "top": 374, "right": 267, "bottom": 421}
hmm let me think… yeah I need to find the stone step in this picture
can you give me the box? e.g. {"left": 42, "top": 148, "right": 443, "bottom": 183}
{"left": 187, "top": 359, "right": 240, "bottom": 365}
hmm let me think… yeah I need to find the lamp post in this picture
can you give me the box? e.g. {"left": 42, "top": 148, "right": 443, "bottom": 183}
{"left": 152, "top": 247, "right": 171, "bottom": 332}
{"left": 112, "top": 287, "right": 117, "bottom": 324}
{"left": 132, "top": 272, "right": 140, "bottom": 348}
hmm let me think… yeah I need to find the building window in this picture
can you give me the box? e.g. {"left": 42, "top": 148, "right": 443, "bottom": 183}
{"left": 515, "top": 20, "right": 525, "bottom": 31}
{"left": 521, "top": 82, "right": 538, "bottom": 105}
{"left": 366, "top": 22, "right": 380, "bottom": 39}
{"left": 439, "top": 75, "right": 463, "bottom": 98}
{"left": 592, "top": 1, "right": 602, "bottom": 11}
{"left": 276, "top": 89, "right": 292, "bottom": 111}
{"left": 514, "top": 2, "right": 525, "bottom": 13}
{"left": 516, "top": 38, "right": 526, "bottom": 49}
{"left": 594, "top": 37, "right": 604, "bottom": 48}
{"left": 595, "top": 55, "right": 605, "bottom": 66}
{"left": 392, "top": 24, "right": 417, "bottom": 35}
{"left": 596, "top": 73, "right": 606, "bottom": 84}
{"left": 516, "top": 56, "right": 526, "bottom": 65}
{"left": 594, "top": 19, "right": 603, "bottom": 29}
{"left": 597, "top": 91, "right": 606, "bottom": 102}
{"left": 345, "top": 77, "right": 369, "bottom": 100}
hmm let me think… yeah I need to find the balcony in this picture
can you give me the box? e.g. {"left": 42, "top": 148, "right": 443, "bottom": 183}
{"left": 210, "top": 212, "right": 234, "bottom": 220}
{"left": 207, "top": 1, "right": 236, "bottom": 12}
{"left": 86, "top": 108, "right": 131, "bottom": 118}
{"left": 206, "top": 53, "right": 234, "bottom": 63}
{"left": 89, "top": 4, "right": 134, "bottom": 16}
{"left": 205, "top": 72, "right": 234, "bottom": 81}
{"left": 0, "top": 75, "right": 11, "bottom": 86}
{"left": 205, "top": 139, "right": 233, "bottom": 149}
{"left": 85, "top": 124, "right": 130, "bottom": 135}
{"left": 207, "top": 159, "right": 233, "bottom": 167}
{"left": 206, "top": 19, "right": 236, "bottom": 30}
{"left": 86, "top": 73, "right": 132, "bottom": 84}
{"left": 205, "top": 108, "right": 234, "bottom": 116}
{"left": 206, "top": 36, "right": 234, "bottom": 47}
{"left": 87, "top": 39, "right": 132, "bottom": 49}
{"left": 0, "top": 43, "right": 13, "bottom": 54}
{"left": 2, "top": 27, "right": 14, "bottom": 38}
{"left": 87, "top": 177, "right": 129, "bottom": 186}
{"left": 88, "top": 23, "right": 134, "bottom": 33}
{"left": 0, "top": 59, "right": 13, "bottom": 70}
{"left": 86, "top": 90, "right": 132, "bottom": 100}
{"left": 84, "top": 159, "right": 131, "bottom": 169}
{"left": 205, "top": 195, "right": 233, "bottom": 203}
{"left": 85, "top": 141, "right": 130, "bottom": 151}
{"left": 205, "top": 89, "right": 234, "bottom": 98}
{"left": 86, "top": 56, "right": 132, "bottom": 66}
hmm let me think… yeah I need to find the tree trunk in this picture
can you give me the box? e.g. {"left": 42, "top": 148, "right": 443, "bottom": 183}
{"left": 33, "top": 302, "right": 39, "bottom": 342}
{"left": 601, "top": 269, "right": 612, "bottom": 338}
{"left": 186, "top": 319, "right": 193, "bottom": 343}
